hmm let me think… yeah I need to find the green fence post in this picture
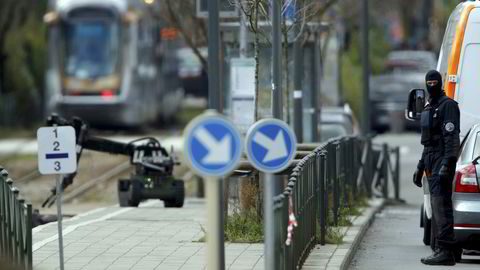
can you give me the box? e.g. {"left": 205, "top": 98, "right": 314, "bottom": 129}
{"left": 333, "top": 142, "right": 339, "bottom": 226}
{"left": 12, "top": 187, "right": 20, "bottom": 265}
{"left": 350, "top": 138, "right": 356, "bottom": 200}
{"left": 273, "top": 195, "right": 283, "bottom": 270}
{"left": 395, "top": 146, "right": 400, "bottom": 200}
{"left": 6, "top": 179, "right": 13, "bottom": 262}
{"left": 1, "top": 171, "right": 5, "bottom": 257}
{"left": 26, "top": 203, "right": 32, "bottom": 270}
{"left": 319, "top": 151, "right": 326, "bottom": 245}
{"left": 342, "top": 139, "right": 349, "bottom": 208}
{"left": 365, "top": 138, "right": 372, "bottom": 198}
{"left": 382, "top": 143, "right": 389, "bottom": 198}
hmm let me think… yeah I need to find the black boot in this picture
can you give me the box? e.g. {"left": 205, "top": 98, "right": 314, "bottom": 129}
{"left": 421, "top": 249, "right": 456, "bottom": 266}
{"left": 420, "top": 249, "right": 440, "bottom": 264}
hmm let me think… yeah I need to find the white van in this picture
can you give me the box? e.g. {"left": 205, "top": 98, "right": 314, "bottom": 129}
{"left": 405, "top": 0, "right": 480, "bottom": 259}
{"left": 436, "top": 0, "right": 480, "bottom": 138}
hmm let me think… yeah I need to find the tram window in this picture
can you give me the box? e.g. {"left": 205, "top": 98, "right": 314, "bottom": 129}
{"left": 62, "top": 20, "right": 120, "bottom": 78}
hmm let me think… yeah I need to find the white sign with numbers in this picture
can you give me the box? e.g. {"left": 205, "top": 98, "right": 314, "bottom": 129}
{"left": 37, "top": 126, "right": 77, "bottom": 174}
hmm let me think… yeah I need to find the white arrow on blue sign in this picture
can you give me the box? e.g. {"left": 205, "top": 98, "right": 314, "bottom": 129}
{"left": 245, "top": 118, "right": 297, "bottom": 173}
{"left": 184, "top": 112, "right": 243, "bottom": 177}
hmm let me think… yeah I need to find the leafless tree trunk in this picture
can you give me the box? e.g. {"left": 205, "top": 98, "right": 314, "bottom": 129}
{"left": 163, "top": 0, "right": 208, "bottom": 70}
{"left": 253, "top": 1, "right": 260, "bottom": 121}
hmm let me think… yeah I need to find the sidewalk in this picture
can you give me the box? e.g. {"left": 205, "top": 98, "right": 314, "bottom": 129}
{"left": 33, "top": 199, "right": 263, "bottom": 270}
{"left": 303, "top": 198, "right": 385, "bottom": 270}
{"left": 33, "top": 198, "right": 384, "bottom": 270}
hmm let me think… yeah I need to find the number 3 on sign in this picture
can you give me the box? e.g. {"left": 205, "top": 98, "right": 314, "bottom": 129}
{"left": 54, "top": 161, "right": 61, "bottom": 171}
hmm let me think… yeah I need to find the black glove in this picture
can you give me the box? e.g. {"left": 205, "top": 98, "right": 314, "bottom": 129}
{"left": 439, "top": 165, "right": 451, "bottom": 181}
{"left": 413, "top": 169, "right": 423, "bottom": 188}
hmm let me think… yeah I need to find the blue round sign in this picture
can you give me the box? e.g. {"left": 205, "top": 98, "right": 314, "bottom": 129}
{"left": 245, "top": 118, "right": 297, "bottom": 173}
{"left": 184, "top": 112, "right": 242, "bottom": 177}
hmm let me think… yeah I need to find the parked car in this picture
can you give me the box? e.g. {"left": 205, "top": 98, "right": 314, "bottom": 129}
{"left": 176, "top": 47, "right": 208, "bottom": 98}
{"left": 420, "top": 124, "right": 480, "bottom": 260}
{"left": 370, "top": 50, "right": 437, "bottom": 133}
{"left": 386, "top": 50, "right": 437, "bottom": 74}
{"left": 319, "top": 105, "right": 357, "bottom": 141}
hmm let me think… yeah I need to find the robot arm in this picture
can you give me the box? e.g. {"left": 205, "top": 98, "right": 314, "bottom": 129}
{"left": 42, "top": 114, "right": 175, "bottom": 207}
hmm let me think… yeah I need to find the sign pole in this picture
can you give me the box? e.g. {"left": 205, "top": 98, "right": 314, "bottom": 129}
{"left": 55, "top": 174, "right": 65, "bottom": 270}
{"left": 37, "top": 126, "right": 76, "bottom": 270}
{"left": 245, "top": 119, "right": 296, "bottom": 270}
{"left": 264, "top": 173, "right": 275, "bottom": 270}
{"left": 268, "top": 0, "right": 283, "bottom": 266}
{"left": 207, "top": 0, "right": 225, "bottom": 268}
{"left": 183, "top": 113, "right": 242, "bottom": 270}
{"left": 206, "top": 177, "right": 224, "bottom": 270}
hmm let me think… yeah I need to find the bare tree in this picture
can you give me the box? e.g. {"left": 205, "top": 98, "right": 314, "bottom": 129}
{"left": 159, "top": 0, "right": 208, "bottom": 70}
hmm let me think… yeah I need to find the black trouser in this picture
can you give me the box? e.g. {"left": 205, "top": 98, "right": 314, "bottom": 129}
{"left": 425, "top": 149, "right": 456, "bottom": 250}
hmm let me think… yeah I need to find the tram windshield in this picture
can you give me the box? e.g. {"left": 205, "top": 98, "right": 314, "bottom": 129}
{"left": 62, "top": 19, "right": 120, "bottom": 79}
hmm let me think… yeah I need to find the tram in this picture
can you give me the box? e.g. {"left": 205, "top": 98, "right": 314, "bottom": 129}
{"left": 43, "top": 0, "right": 184, "bottom": 127}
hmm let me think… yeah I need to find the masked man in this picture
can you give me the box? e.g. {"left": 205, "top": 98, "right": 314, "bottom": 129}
{"left": 413, "top": 70, "right": 460, "bottom": 265}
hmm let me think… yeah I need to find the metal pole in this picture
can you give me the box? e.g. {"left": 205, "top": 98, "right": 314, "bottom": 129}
{"left": 208, "top": 0, "right": 221, "bottom": 111}
{"left": 292, "top": 6, "right": 303, "bottom": 143}
{"left": 272, "top": 0, "right": 283, "bottom": 119}
{"left": 55, "top": 175, "right": 64, "bottom": 270}
{"left": 264, "top": 173, "right": 276, "bottom": 270}
{"left": 207, "top": 1, "right": 225, "bottom": 270}
{"left": 270, "top": 0, "right": 284, "bottom": 195}
{"left": 266, "top": 1, "right": 283, "bottom": 269}
{"left": 361, "top": 0, "right": 370, "bottom": 134}
{"left": 206, "top": 178, "right": 225, "bottom": 270}
{"left": 311, "top": 32, "right": 319, "bottom": 142}
{"left": 239, "top": 10, "right": 247, "bottom": 58}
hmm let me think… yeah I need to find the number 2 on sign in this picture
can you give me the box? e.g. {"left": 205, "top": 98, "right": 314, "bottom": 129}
{"left": 54, "top": 161, "right": 61, "bottom": 171}
{"left": 53, "top": 141, "right": 60, "bottom": 151}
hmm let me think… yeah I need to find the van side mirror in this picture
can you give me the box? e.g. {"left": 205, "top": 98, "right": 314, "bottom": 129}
{"left": 405, "top": 89, "right": 425, "bottom": 121}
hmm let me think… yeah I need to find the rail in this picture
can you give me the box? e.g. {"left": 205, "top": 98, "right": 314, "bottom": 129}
{"left": 273, "top": 136, "right": 400, "bottom": 269}
{"left": 0, "top": 167, "right": 32, "bottom": 270}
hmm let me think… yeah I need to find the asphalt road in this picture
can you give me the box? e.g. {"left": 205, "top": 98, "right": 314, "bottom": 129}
{"left": 349, "top": 133, "right": 480, "bottom": 270}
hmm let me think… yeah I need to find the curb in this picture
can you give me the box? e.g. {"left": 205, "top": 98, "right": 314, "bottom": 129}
{"left": 339, "top": 198, "right": 386, "bottom": 270}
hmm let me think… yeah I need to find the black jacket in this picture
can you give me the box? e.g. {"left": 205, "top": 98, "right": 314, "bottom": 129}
{"left": 418, "top": 94, "right": 460, "bottom": 171}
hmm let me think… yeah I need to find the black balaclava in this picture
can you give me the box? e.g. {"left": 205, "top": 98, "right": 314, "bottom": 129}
{"left": 425, "top": 70, "right": 443, "bottom": 98}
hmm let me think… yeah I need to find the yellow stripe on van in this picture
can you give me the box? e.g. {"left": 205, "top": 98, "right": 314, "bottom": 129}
{"left": 446, "top": 4, "right": 476, "bottom": 98}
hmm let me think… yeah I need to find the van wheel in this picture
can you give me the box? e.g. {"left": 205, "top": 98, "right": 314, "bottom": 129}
{"left": 422, "top": 204, "right": 431, "bottom": 246}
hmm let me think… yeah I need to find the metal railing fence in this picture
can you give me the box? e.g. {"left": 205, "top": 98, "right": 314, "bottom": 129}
{"left": 0, "top": 167, "right": 32, "bottom": 270}
{"left": 273, "top": 136, "right": 400, "bottom": 269}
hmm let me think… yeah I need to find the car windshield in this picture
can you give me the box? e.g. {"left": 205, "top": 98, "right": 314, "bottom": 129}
{"left": 62, "top": 20, "right": 120, "bottom": 79}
